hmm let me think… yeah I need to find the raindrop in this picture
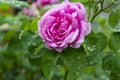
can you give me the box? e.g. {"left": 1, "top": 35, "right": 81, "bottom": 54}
{"left": 78, "top": 57, "right": 81, "bottom": 60}
{"left": 75, "top": 72, "right": 80, "bottom": 76}
{"left": 118, "top": 50, "right": 120, "bottom": 53}
{"left": 93, "top": 45, "right": 96, "bottom": 47}
{"left": 98, "top": 57, "right": 101, "bottom": 60}
{"left": 114, "top": 1, "right": 117, "bottom": 4}
{"left": 86, "top": 63, "right": 89, "bottom": 65}
{"left": 16, "top": 5, "right": 20, "bottom": 8}
{"left": 27, "top": 42, "right": 31, "bottom": 46}
{"left": 112, "top": 53, "right": 116, "bottom": 58}
{"left": 90, "top": 62, "right": 93, "bottom": 65}
{"left": 86, "top": 52, "right": 90, "bottom": 56}
{"left": 73, "top": 68, "right": 81, "bottom": 76}
{"left": 32, "top": 43, "right": 36, "bottom": 46}
{"left": 11, "top": 2, "right": 15, "bottom": 5}
{"left": 6, "top": 1, "right": 9, "bottom": 4}
{"left": 19, "top": 30, "right": 23, "bottom": 40}
{"left": 78, "top": 67, "right": 81, "bottom": 70}
{"left": 105, "top": 70, "right": 111, "bottom": 74}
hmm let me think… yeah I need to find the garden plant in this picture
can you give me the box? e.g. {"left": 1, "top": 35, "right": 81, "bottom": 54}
{"left": 0, "top": 0, "right": 120, "bottom": 80}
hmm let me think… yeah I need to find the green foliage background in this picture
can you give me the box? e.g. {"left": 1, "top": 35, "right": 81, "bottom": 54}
{"left": 0, "top": 0, "right": 120, "bottom": 80}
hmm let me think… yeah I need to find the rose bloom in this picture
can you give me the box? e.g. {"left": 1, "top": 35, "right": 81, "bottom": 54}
{"left": 34, "top": 0, "right": 59, "bottom": 7}
{"left": 38, "top": 0, "right": 91, "bottom": 52}
{"left": 22, "top": 4, "right": 39, "bottom": 17}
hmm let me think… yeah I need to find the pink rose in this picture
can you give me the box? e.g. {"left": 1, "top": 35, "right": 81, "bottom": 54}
{"left": 34, "top": 0, "right": 59, "bottom": 7}
{"left": 22, "top": 4, "right": 39, "bottom": 17}
{"left": 38, "top": 0, "right": 91, "bottom": 52}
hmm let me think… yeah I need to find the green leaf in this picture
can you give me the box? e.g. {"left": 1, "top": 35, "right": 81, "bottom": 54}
{"left": 29, "top": 18, "right": 39, "bottom": 33}
{"left": 86, "top": 50, "right": 103, "bottom": 66}
{"left": 0, "top": 15, "right": 5, "bottom": 24}
{"left": 0, "top": 4, "right": 10, "bottom": 11}
{"left": 3, "top": 30, "right": 16, "bottom": 41}
{"left": 85, "top": 32, "right": 107, "bottom": 50}
{"left": 96, "top": 33, "right": 108, "bottom": 50}
{"left": 110, "top": 72, "right": 120, "bottom": 80}
{"left": 85, "top": 32, "right": 98, "bottom": 49}
{"left": 28, "top": 35, "right": 44, "bottom": 57}
{"left": 71, "top": 0, "right": 87, "bottom": 2}
{"left": 20, "top": 18, "right": 39, "bottom": 33}
{"left": 102, "top": 52, "right": 120, "bottom": 74}
{"left": 109, "top": 32, "right": 120, "bottom": 50}
{"left": 41, "top": 50, "right": 60, "bottom": 80}
{"left": 29, "top": 55, "right": 41, "bottom": 68}
{"left": 60, "top": 46, "right": 86, "bottom": 77}
{"left": 28, "top": 47, "right": 45, "bottom": 67}
{"left": 0, "top": 0, "right": 30, "bottom": 9}
{"left": 0, "top": 31, "right": 4, "bottom": 43}
{"left": 106, "top": 0, "right": 116, "bottom": 2}
{"left": 20, "top": 20, "right": 30, "bottom": 30}
{"left": 66, "top": 72, "right": 75, "bottom": 80}
{"left": 108, "top": 11, "right": 120, "bottom": 27}
{"left": 7, "top": 32, "right": 32, "bottom": 53}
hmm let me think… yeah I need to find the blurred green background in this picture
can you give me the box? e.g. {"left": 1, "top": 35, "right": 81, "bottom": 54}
{"left": 0, "top": 0, "right": 120, "bottom": 80}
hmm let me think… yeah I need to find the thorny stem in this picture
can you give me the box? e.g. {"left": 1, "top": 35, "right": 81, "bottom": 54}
{"left": 90, "top": 0, "right": 117, "bottom": 23}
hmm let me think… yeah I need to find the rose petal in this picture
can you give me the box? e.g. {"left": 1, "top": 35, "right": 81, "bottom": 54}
{"left": 69, "top": 29, "right": 79, "bottom": 43}
{"left": 81, "top": 20, "right": 91, "bottom": 35}
{"left": 38, "top": 1, "right": 91, "bottom": 52}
